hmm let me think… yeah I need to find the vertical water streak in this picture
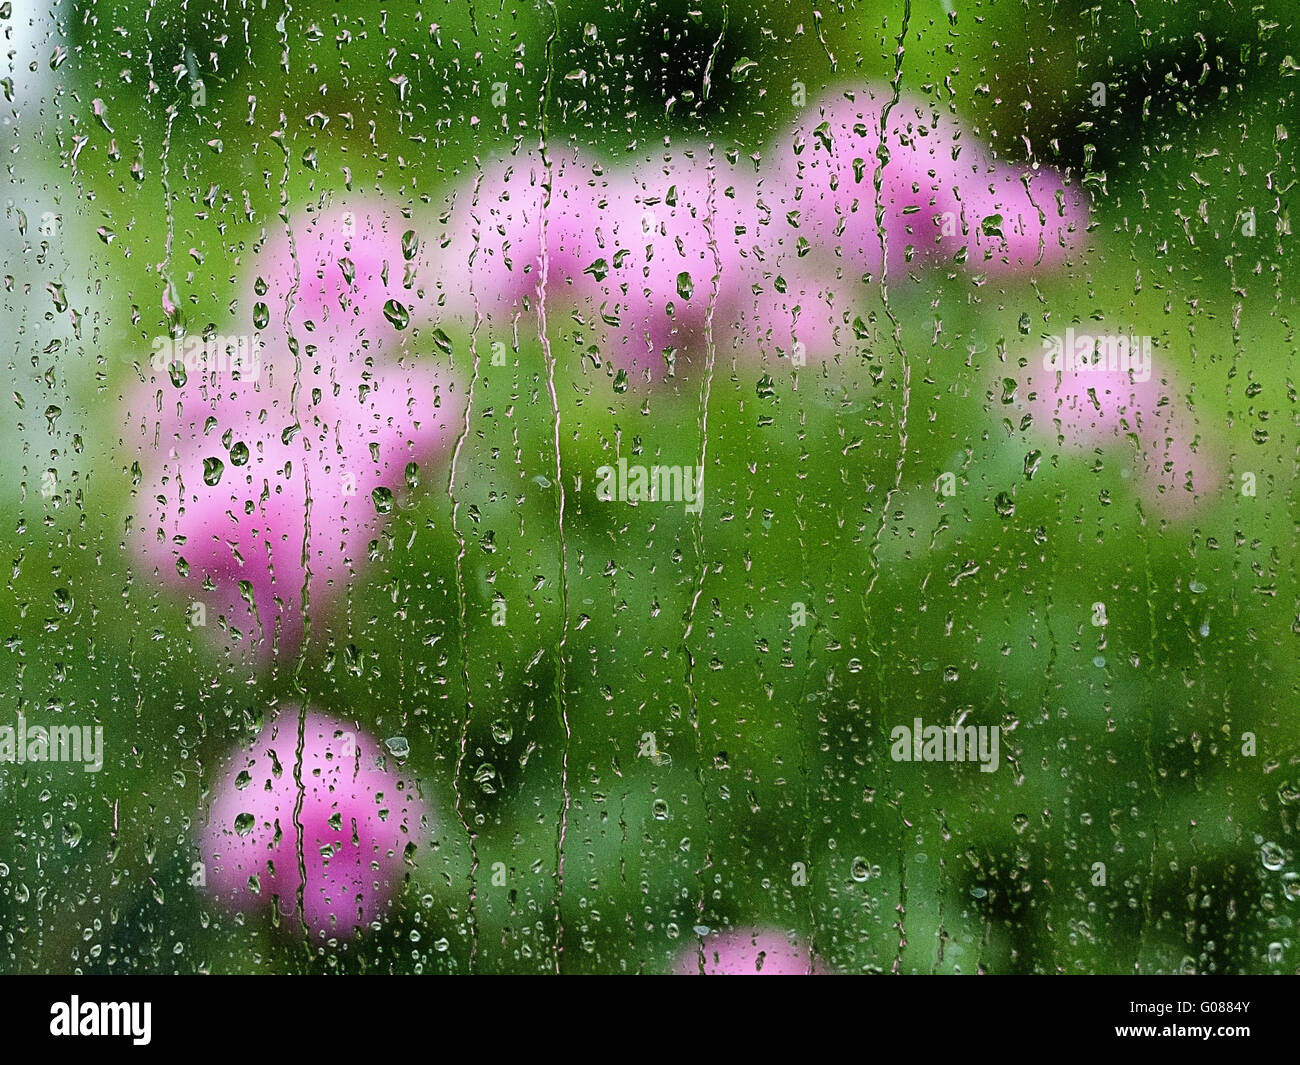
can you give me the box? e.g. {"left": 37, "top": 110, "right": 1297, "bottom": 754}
{"left": 537, "top": 0, "right": 572, "bottom": 975}
{"left": 682, "top": 17, "right": 727, "bottom": 961}
{"left": 450, "top": 175, "right": 483, "bottom": 972}
{"left": 861, "top": 0, "right": 913, "bottom": 973}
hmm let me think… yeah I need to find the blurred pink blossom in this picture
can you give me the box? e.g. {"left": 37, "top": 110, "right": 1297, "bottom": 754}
{"left": 426, "top": 152, "right": 600, "bottom": 348}
{"left": 432, "top": 151, "right": 754, "bottom": 377}
{"left": 199, "top": 709, "right": 427, "bottom": 937}
{"left": 751, "top": 90, "right": 1089, "bottom": 361}
{"left": 556, "top": 155, "right": 755, "bottom": 376}
{"left": 426, "top": 93, "right": 1087, "bottom": 373}
{"left": 1023, "top": 351, "right": 1222, "bottom": 516}
{"left": 773, "top": 90, "right": 1087, "bottom": 276}
{"left": 251, "top": 203, "right": 419, "bottom": 342}
{"left": 674, "top": 927, "right": 828, "bottom": 974}
{"left": 131, "top": 354, "right": 456, "bottom": 659}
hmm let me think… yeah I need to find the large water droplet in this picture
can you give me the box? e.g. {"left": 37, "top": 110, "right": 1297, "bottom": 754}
{"left": 382, "top": 299, "right": 409, "bottom": 329}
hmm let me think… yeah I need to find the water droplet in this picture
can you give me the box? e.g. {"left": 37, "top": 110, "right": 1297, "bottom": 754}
{"left": 729, "top": 57, "right": 758, "bottom": 82}
{"left": 382, "top": 299, "right": 409, "bottom": 329}
{"left": 474, "top": 763, "right": 497, "bottom": 794}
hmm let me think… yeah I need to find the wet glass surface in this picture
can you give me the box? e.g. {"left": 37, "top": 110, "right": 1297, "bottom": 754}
{"left": 0, "top": 0, "right": 1296, "bottom": 975}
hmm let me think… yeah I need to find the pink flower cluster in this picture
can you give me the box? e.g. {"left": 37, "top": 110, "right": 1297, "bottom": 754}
{"left": 126, "top": 87, "right": 1187, "bottom": 943}
{"left": 132, "top": 209, "right": 458, "bottom": 662}
{"left": 758, "top": 92, "right": 1087, "bottom": 356}
{"left": 200, "top": 709, "right": 427, "bottom": 937}
{"left": 133, "top": 89, "right": 1089, "bottom": 667}
{"left": 133, "top": 211, "right": 451, "bottom": 936}
{"left": 428, "top": 148, "right": 741, "bottom": 376}
{"left": 424, "top": 89, "right": 1088, "bottom": 374}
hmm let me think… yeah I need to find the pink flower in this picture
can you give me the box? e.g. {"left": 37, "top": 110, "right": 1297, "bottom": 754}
{"left": 423, "top": 89, "right": 1090, "bottom": 374}
{"left": 1022, "top": 347, "right": 1222, "bottom": 516}
{"left": 250, "top": 203, "right": 421, "bottom": 342}
{"left": 739, "top": 241, "right": 849, "bottom": 362}
{"left": 957, "top": 163, "right": 1089, "bottom": 273}
{"left": 434, "top": 151, "right": 755, "bottom": 378}
{"left": 749, "top": 91, "right": 1089, "bottom": 362}
{"left": 428, "top": 152, "right": 600, "bottom": 342}
{"left": 555, "top": 157, "right": 755, "bottom": 376}
{"left": 772, "top": 92, "right": 962, "bottom": 274}
{"left": 199, "top": 709, "right": 428, "bottom": 937}
{"left": 674, "top": 927, "right": 828, "bottom": 974}
{"left": 131, "top": 354, "right": 457, "bottom": 659}
{"left": 773, "top": 90, "right": 1087, "bottom": 276}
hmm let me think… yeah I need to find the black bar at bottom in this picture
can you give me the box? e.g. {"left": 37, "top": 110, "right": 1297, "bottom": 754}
{"left": 0, "top": 972, "right": 1292, "bottom": 1053}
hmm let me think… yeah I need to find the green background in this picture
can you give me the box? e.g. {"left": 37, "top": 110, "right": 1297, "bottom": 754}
{"left": 0, "top": 0, "right": 1296, "bottom": 973}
